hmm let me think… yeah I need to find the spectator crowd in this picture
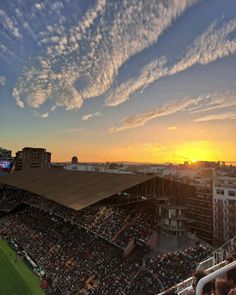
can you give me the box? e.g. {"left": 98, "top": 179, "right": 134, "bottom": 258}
{"left": 0, "top": 184, "right": 158, "bottom": 249}
{"left": 0, "top": 185, "right": 235, "bottom": 295}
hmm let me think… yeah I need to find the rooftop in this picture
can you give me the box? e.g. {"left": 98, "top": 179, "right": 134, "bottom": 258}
{"left": 0, "top": 168, "right": 154, "bottom": 210}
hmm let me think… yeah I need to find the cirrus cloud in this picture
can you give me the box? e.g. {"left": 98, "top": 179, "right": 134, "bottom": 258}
{"left": 11, "top": 0, "right": 197, "bottom": 113}
{"left": 195, "top": 112, "right": 236, "bottom": 122}
{"left": 106, "top": 19, "right": 236, "bottom": 107}
{"left": 110, "top": 88, "right": 236, "bottom": 132}
{"left": 109, "top": 97, "right": 201, "bottom": 133}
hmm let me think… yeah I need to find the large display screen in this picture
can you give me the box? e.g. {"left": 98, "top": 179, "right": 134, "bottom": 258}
{"left": 0, "top": 161, "right": 13, "bottom": 171}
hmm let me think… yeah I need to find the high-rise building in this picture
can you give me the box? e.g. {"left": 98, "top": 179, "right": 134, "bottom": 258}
{"left": 186, "top": 182, "right": 213, "bottom": 243}
{"left": 0, "top": 147, "right": 13, "bottom": 161}
{"left": 170, "top": 178, "right": 213, "bottom": 243}
{"left": 213, "top": 175, "right": 236, "bottom": 244}
{"left": 15, "top": 147, "right": 51, "bottom": 171}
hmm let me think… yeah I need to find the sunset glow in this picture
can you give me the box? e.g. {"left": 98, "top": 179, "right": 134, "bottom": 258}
{"left": 0, "top": 0, "right": 235, "bottom": 163}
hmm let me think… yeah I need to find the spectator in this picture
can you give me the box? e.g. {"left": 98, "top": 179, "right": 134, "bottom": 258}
{"left": 215, "top": 279, "right": 231, "bottom": 295}
{"left": 192, "top": 270, "right": 212, "bottom": 295}
{"left": 0, "top": 186, "right": 213, "bottom": 295}
{"left": 227, "top": 268, "right": 236, "bottom": 288}
{"left": 192, "top": 270, "right": 206, "bottom": 290}
{"left": 229, "top": 287, "right": 236, "bottom": 295}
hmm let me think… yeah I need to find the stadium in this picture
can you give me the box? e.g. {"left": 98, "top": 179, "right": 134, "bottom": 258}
{"left": 0, "top": 169, "right": 235, "bottom": 295}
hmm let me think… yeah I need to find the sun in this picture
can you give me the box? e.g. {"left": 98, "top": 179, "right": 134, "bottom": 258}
{"left": 174, "top": 141, "right": 218, "bottom": 163}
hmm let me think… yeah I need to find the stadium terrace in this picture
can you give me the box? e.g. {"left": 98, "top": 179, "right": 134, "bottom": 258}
{"left": 0, "top": 169, "right": 235, "bottom": 295}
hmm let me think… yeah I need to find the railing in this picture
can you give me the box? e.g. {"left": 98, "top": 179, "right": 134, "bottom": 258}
{"left": 214, "top": 184, "right": 236, "bottom": 189}
{"left": 212, "top": 234, "right": 236, "bottom": 265}
{"left": 197, "top": 257, "right": 214, "bottom": 271}
{"left": 158, "top": 260, "right": 228, "bottom": 295}
{"left": 158, "top": 233, "right": 236, "bottom": 295}
{"left": 196, "top": 261, "right": 236, "bottom": 295}
{"left": 157, "top": 233, "right": 236, "bottom": 295}
{"left": 196, "top": 234, "right": 236, "bottom": 271}
{"left": 218, "top": 235, "right": 236, "bottom": 253}
{"left": 158, "top": 277, "right": 193, "bottom": 295}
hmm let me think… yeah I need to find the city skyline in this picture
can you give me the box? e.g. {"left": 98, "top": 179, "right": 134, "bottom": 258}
{"left": 0, "top": 0, "right": 236, "bottom": 163}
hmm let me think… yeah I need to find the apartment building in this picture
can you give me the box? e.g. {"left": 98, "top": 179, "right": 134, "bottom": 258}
{"left": 213, "top": 175, "right": 236, "bottom": 243}
{"left": 0, "top": 147, "right": 13, "bottom": 162}
{"left": 15, "top": 147, "right": 51, "bottom": 171}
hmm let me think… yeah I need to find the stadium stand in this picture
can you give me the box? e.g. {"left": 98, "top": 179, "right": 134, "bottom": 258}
{"left": 0, "top": 169, "right": 154, "bottom": 209}
{"left": 159, "top": 235, "right": 236, "bottom": 295}
{"left": 0, "top": 203, "right": 213, "bottom": 295}
{"left": 0, "top": 171, "right": 235, "bottom": 295}
{"left": 0, "top": 184, "right": 25, "bottom": 211}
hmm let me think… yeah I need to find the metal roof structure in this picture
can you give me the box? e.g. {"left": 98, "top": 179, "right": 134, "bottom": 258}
{"left": 0, "top": 168, "right": 154, "bottom": 210}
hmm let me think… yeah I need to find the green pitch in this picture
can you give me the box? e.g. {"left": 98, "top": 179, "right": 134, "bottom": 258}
{"left": 0, "top": 239, "right": 45, "bottom": 295}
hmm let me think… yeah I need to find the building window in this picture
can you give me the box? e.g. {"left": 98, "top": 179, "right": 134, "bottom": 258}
{"left": 216, "top": 189, "right": 224, "bottom": 195}
{"left": 228, "top": 191, "right": 236, "bottom": 197}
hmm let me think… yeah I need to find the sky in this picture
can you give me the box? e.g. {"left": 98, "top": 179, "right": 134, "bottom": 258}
{"left": 0, "top": 0, "right": 236, "bottom": 163}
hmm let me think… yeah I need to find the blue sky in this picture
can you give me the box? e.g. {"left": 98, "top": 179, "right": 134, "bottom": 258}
{"left": 0, "top": 0, "right": 236, "bottom": 162}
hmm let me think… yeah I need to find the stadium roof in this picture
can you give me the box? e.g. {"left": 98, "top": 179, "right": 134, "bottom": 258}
{"left": 0, "top": 169, "right": 154, "bottom": 210}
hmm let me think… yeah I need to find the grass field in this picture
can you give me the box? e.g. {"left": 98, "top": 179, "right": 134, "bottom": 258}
{"left": 0, "top": 239, "right": 45, "bottom": 295}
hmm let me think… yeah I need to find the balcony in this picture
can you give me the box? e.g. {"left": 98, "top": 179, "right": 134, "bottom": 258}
{"left": 215, "top": 184, "right": 236, "bottom": 189}
{"left": 158, "top": 223, "right": 187, "bottom": 232}
{"left": 228, "top": 212, "right": 236, "bottom": 220}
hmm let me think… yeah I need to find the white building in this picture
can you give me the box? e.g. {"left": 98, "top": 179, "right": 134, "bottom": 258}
{"left": 64, "top": 163, "right": 133, "bottom": 174}
{"left": 213, "top": 175, "right": 236, "bottom": 243}
{"left": 64, "top": 163, "right": 96, "bottom": 172}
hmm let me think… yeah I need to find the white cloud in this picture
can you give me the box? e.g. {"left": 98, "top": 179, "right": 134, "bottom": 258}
{"left": 27, "top": 89, "right": 48, "bottom": 108}
{"left": 50, "top": 105, "right": 57, "bottom": 112}
{"left": 0, "top": 75, "right": 7, "bottom": 86}
{"left": 51, "top": 2, "right": 64, "bottom": 11}
{"left": 33, "top": 111, "right": 49, "bottom": 119}
{"left": 0, "top": 44, "right": 18, "bottom": 61}
{"left": 81, "top": 112, "right": 102, "bottom": 121}
{"left": 106, "top": 19, "right": 236, "bottom": 107}
{"left": 189, "top": 90, "right": 236, "bottom": 113}
{"left": 12, "top": 0, "right": 107, "bottom": 112}
{"left": 0, "top": 9, "right": 22, "bottom": 40}
{"left": 13, "top": 61, "right": 83, "bottom": 111}
{"left": 12, "top": 0, "right": 196, "bottom": 113}
{"left": 14, "top": 8, "right": 37, "bottom": 40}
{"left": 13, "top": 88, "right": 25, "bottom": 108}
{"left": 106, "top": 57, "right": 168, "bottom": 106}
{"left": 169, "top": 20, "right": 236, "bottom": 73}
{"left": 79, "top": 0, "right": 197, "bottom": 101}
{"left": 109, "top": 97, "right": 200, "bottom": 133}
{"left": 15, "top": 97, "right": 25, "bottom": 108}
{"left": 34, "top": 3, "right": 44, "bottom": 10}
{"left": 110, "top": 88, "right": 236, "bottom": 132}
{"left": 195, "top": 112, "right": 236, "bottom": 122}
{"left": 40, "top": 112, "right": 49, "bottom": 119}
{"left": 67, "top": 128, "right": 82, "bottom": 132}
